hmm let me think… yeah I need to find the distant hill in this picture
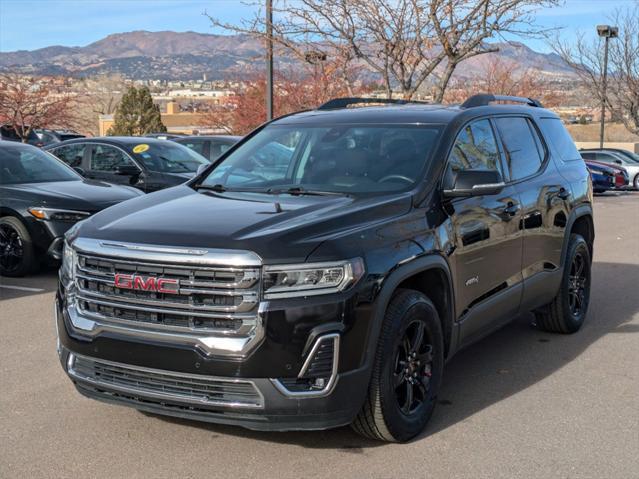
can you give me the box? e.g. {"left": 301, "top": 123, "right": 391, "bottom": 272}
{"left": 0, "top": 30, "right": 574, "bottom": 81}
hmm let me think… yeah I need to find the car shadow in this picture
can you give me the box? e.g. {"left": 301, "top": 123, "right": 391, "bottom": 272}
{"left": 145, "top": 260, "right": 638, "bottom": 448}
{"left": 0, "top": 265, "right": 59, "bottom": 301}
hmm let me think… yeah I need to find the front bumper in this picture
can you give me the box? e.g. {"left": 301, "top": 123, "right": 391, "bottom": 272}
{"left": 55, "top": 288, "right": 374, "bottom": 431}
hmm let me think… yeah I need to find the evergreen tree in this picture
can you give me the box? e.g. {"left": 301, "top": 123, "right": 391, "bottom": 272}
{"left": 107, "top": 86, "right": 166, "bottom": 136}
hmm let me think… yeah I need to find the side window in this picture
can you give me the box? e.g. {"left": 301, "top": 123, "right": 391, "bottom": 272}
{"left": 494, "top": 117, "right": 544, "bottom": 181}
{"left": 538, "top": 118, "right": 581, "bottom": 161}
{"left": 50, "top": 144, "right": 85, "bottom": 167}
{"left": 446, "top": 119, "right": 502, "bottom": 183}
{"left": 180, "top": 140, "right": 206, "bottom": 157}
{"left": 597, "top": 153, "right": 622, "bottom": 164}
{"left": 90, "top": 145, "right": 135, "bottom": 172}
{"left": 209, "top": 141, "right": 232, "bottom": 160}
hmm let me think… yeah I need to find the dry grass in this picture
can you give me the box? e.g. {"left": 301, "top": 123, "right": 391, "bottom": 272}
{"left": 566, "top": 123, "right": 639, "bottom": 142}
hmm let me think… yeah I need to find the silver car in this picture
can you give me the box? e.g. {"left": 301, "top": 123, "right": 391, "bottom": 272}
{"left": 580, "top": 149, "right": 639, "bottom": 190}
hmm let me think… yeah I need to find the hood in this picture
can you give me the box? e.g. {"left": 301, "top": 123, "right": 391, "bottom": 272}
{"left": 3, "top": 179, "right": 142, "bottom": 211}
{"left": 75, "top": 185, "right": 413, "bottom": 263}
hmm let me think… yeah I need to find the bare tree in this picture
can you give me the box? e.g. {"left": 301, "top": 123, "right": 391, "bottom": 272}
{"left": 0, "top": 73, "right": 81, "bottom": 141}
{"left": 444, "top": 56, "right": 563, "bottom": 106}
{"left": 72, "top": 74, "right": 129, "bottom": 135}
{"left": 208, "top": 0, "right": 558, "bottom": 101}
{"left": 554, "top": 5, "right": 639, "bottom": 135}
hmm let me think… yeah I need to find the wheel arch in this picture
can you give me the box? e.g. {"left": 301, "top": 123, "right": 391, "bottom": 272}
{"left": 366, "top": 254, "right": 456, "bottom": 367}
{"left": 562, "top": 204, "right": 594, "bottom": 265}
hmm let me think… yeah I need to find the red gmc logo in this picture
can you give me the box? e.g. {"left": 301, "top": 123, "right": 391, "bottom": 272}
{"left": 114, "top": 274, "right": 179, "bottom": 294}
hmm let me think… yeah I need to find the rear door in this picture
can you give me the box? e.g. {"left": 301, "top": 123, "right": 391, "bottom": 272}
{"left": 86, "top": 143, "right": 142, "bottom": 187}
{"left": 48, "top": 143, "right": 88, "bottom": 170}
{"left": 494, "top": 116, "right": 573, "bottom": 313}
{"left": 444, "top": 118, "right": 524, "bottom": 346}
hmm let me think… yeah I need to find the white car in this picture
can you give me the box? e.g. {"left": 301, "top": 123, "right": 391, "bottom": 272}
{"left": 580, "top": 149, "right": 639, "bottom": 190}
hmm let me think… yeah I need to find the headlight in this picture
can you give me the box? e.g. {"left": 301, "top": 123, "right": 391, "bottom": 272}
{"left": 61, "top": 241, "right": 76, "bottom": 280}
{"left": 28, "top": 207, "right": 91, "bottom": 222}
{"left": 263, "top": 258, "right": 365, "bottom": 299}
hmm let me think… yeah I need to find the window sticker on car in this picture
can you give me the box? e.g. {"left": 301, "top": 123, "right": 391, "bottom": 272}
{"left": 133, "top": 144, "right": 149, "bottom": 154}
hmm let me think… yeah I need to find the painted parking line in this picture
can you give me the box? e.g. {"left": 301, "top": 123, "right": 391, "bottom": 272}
{"left": 0, "top": 284, "right": 45, "bottom": 292}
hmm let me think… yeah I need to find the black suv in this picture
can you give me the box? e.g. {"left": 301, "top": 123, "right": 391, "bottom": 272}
{"left": 56, "top": 95, "right": 594, "bottom": 442}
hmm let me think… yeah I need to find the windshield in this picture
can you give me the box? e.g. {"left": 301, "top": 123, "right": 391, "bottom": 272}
{"left": 130, "top": 142, "right": 209, "bottom": 173}
{"left": 617, "top": 150, "right": 639, "bottom": 163}
{"left": 199, "top": 124, "right": 442, "bottom": 194}
{"left": 0, "top": 144, "right": 80, "bottom": 184}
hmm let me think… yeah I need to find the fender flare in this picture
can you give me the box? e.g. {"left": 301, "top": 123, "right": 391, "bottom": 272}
{"left": 560, "top": 203, "right": 594, "bottom": 267}
{"left": 361, "top": 254, "right": 456, "bottom": 374}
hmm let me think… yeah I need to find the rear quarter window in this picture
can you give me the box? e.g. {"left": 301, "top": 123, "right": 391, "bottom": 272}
{"left": 538, "top": 118, "right": 581, "bottom": 162}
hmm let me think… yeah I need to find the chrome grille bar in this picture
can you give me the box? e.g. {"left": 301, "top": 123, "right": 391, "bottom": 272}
{"left": 66, "top": 239, "right": 265, "bottom": 357}
{"left": 68, "top": 353, "right": 264, "bottom": 409}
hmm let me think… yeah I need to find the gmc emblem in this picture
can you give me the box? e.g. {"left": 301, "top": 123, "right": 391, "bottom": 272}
{"left": 114, "top": 274, "right": 179, "bottom": 294}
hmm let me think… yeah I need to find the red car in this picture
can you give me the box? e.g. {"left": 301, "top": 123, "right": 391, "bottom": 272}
{"left": 584, "top": 159, "right": 629, "bottom": 189}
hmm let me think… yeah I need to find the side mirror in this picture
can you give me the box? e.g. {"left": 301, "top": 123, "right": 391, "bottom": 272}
{"left": 115, "top": 164, "right": 141, "bottom": 176}
{"left": 196, "top": 163, "right": 209, "bottom": 176}
{"left": 73, "top": 166, "right": 85, "bottom": 176}
{"left": 443, "top": 170, "right": 505, "bottom": 198}
{"left": 614, "top": 159, "right": 623, "bottom": 165}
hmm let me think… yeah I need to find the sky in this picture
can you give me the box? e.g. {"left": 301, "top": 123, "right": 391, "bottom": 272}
{"left": 0, "top": 0, "right": 637, "bottom": 53}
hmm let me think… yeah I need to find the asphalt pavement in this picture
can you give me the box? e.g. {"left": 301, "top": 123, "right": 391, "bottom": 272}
{"left": 1, "top": 192, "right": 638, "bottom": 479}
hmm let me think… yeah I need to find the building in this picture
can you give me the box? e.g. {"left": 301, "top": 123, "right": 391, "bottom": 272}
{"left": 98, "top": 101, "right": 226, "bottom": 136}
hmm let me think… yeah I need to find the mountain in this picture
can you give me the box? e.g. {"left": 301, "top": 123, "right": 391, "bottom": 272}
{"left": 0, "top": 31, "right": 574, "bottom": 81}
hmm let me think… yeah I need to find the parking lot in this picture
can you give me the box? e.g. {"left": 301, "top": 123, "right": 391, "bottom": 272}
{"left": 1, "top": 192, "right": 637, "bottom": 479}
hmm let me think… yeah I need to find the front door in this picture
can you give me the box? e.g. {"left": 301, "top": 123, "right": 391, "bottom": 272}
{"left": 443, "top": 118, "right": 524, "bottom": 346}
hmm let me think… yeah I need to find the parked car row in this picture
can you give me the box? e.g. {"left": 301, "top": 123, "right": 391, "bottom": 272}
{"left": 0, "top": 143, "right": 143, "bottom": 276}
{"left": 580, "top": 148, "right": 639, "bottom": 193}
{"left": 1, "top": 134, "right": 241, "bottom": 276}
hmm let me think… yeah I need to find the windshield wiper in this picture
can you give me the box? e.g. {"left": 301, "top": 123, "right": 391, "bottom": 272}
{"left": 195, "top": 183, "right": 228, "bottom": 192}
{"left": 267, "top": 186, "right": 349, "bottom": 197}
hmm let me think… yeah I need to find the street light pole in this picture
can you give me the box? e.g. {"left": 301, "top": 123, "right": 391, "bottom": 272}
{"left": 266, "top": 0, "right": 274, "bottom": 121}
{"left": 597, "top": 25, "right": 619, "bottom": 149}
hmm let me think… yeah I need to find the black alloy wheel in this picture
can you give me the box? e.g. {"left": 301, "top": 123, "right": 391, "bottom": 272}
{"left": 534, "top": 234, "right": 591, "bottom": 334}
{"left": 0, "top": 217, "right": 36, "bottom": 277}
{"left": 393, "top": 319, "right": 434, "bottom": 416}
{"left": 0, "top": 223, "right": 24, "bottom": 274}
{"left": 352, "top": 289, "right": 444, "bottom": 442}
{"left": 567, "top": 250, "right": 588, "bottom": 318}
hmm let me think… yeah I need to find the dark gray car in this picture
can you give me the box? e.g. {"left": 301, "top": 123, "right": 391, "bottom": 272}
{"left": 0, "top": 142, "right": 143, "bottom": 276}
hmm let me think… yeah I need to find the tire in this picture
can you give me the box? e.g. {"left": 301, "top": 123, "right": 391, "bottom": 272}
{"left": 0, "top": 216, "right": 37, "bottom": 277}
{"left": 633, "top": 174, "right": 639, "bottom": 190}
{"left": 534, "top": 234, "right": 591, "bottom": 334}
{"left": 351, "top": 289, "right": 444, "bottom": 442}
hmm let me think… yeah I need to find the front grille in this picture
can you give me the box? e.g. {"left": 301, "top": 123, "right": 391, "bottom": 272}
{"left": 75, "top": 252, "right": 260, "bottom": 334}
{"left": 69, "top": 354, "right": 263, "bottom": 409}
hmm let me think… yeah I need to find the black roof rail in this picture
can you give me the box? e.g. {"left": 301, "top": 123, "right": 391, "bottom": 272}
{"left": 317, "top": 97, "right": 428, "bottom": 110}
{"left": 461, "top": 94, "right": 543, "bottom": 109}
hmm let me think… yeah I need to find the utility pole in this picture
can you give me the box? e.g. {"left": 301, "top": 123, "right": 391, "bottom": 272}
{"left": 266, "top": 0, "right": 274, "bottom": 121}
{"left": 597, "top": 25, "right": 619, "bottom": 149}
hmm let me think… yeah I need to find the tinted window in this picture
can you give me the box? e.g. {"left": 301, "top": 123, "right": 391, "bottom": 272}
{"left": 445, "top": 119, "right": 502, "bottom": 187}
{"left": 594, "top": 152, "right": 622, "bottom": 164}
{"left": 209, "top": 140, "right": 234, "bottom": 160}
{"left": 90, "top": 145, "right": 135, "bottom": 172}
{"left": 538, "top": 118, "right": 580, "bottom": 162}
{"left": 0, "top": 144, "right": 79, "bottom": 184}
{"left": 201, "top": 124, "right": 442, "bottom": 195}
{"left": 495, "top": 117, "right": 544, "bottom": 180}
{"left": 178, "top": 140, "right": 206, "bottom": 157}
{"left": 50, "top": 144, "right": 86, "bottom": 167}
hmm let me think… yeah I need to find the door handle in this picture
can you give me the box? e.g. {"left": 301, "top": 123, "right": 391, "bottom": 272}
{"left": 558, "top": 188, "right": 570, "bottom": 200}
{"left": 501, "top": 202, "right": 520, "bottom": 218}
{"left": 499, "top": 202, "right": 520, "bottom": 220}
